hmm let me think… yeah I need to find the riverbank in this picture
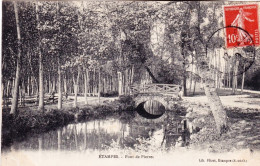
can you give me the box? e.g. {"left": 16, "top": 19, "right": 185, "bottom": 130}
{"left": 178, "top": 99, "right": 260, "bottom": 153}
{"left": 1, "top": 96, "right": 135, "bottom": 148}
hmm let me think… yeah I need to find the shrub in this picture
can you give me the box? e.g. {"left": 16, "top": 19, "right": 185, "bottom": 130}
{"left": 100, "top": 91, "right": 119, "bottom": 97}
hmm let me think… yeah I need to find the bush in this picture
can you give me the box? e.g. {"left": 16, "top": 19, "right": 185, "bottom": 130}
{"left": 118, "top": 95, "right": 134, "bottom": 105}
{"left": 1, "top": 108, "right": 74, "bottom": 147}
{"left": 100, "top": 91, "right": 118, "bottom": 97}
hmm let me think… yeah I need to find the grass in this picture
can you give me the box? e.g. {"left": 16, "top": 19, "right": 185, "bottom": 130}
{"left": 187, "top": 105, "right": 260, "bottom": 152}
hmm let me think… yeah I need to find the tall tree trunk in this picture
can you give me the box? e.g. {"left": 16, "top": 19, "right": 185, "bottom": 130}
{"left": 193, "top": 80, "right": 197, "bottom": 95}
{"left": 73, "top": 66, "right": 81, "bottom": 108}
{"left": 19, "top": 86, "right": 22, "bottom": 106}
{"left": 228, "top": 69, "right": 231, "bottom": 88}
{"left": 2, "top": 82, "right": 5, "bottom": 108}
{"left": 93, "top": 68, "right": 97, "bottom": 95}
{"left": 38, "top": 52, "right": 44, "bottom": 110}
{"left": 48, "top": 73, "right": 52, "bottom": 94}
{"left": 183, "top": 76, "right": 187, "bottom": 96}
{"left": 232, "top": 60, "right": 239, "bottom": 94}
{"left": 64, "top": 73, "right": 67, "bottom": 94}
{"left": 125, "top": 69, "right": 128, "bottom": 95}
{"left": 6, "top": 80, "right": 10, "bottom": 98}
{"left": 31, "top": 76, "right": 35, "bottom": 95}
{"left": 204, "top": 85, "right": 228, "bottom": 133}
{"left": 131, "top": 65, "right": 134, "bottom": 85}
{"left": 52, "top": 78, "right": 56, "bottom": 93}
{"left": 190, "top": 2, "right": 227, "bottom": 134}
{"left": 98, "top": 68, "right": 101, "bottom": 104}
{"left": 27, "top": 77, "right": 30, "bottom": 96}
{"left": 10, "top": 2, "right": 22, "bottom": 115}
{"left": 118, "top": 71, "right": 123, "bottom": 96}
{"left": 57, "top": 58, "right": 62, "bottom": 109}
{"left": 189, "top": 73, "right": 193, "bottom": 92}
{"left": 84, "top": 69, "right": 89, "bottom": 104}
{"left": 36, "top": 3, "right": 44, "bottom": 111}
{"left": 241, "top": 65, "right": 245, "bottom": 93}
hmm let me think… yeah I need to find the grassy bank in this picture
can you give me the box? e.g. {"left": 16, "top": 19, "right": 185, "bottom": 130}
{"left": 1, "top": 96, "right": 135, "bottom": 148}
{"left": 183, "top": 102, "right": 260, "bottom": 152}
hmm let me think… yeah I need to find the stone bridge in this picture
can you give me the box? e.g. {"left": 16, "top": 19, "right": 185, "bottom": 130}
{"left": 130, "top": 84, "right": 181, "bottom": 119}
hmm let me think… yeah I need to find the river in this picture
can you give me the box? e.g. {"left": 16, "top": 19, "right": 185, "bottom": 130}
{"left": 1, "top": 102, "right": 191, "bottom": 166}
{"left": 3, "top": 116, "right": 188, "bottom": 152}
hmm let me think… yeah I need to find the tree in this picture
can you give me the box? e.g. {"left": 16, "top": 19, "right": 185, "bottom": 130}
{"left": 190, "top": 2, "right": 228, "bottom": 134}
{"left": 36, "top": 2, "right": 44, "bottom": 110}
{"left": 10, "top": 1, "right": 22, "bottom": 115}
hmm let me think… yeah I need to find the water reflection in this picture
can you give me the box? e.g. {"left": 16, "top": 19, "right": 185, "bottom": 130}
{"left": 143, "top": 100, "right": 165, "bottom": 115}
{"left": 8, "top": 115, "right": 190, "bottom": 153}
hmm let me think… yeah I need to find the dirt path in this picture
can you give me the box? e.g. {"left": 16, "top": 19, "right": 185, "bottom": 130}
{"left": 15, "top": 96, "right": 118, "bottom": 112}
{"left": 183, "top": 95, "right": 260, "bottom": 109}
{"left": 43, "top": 96, "right": 118, "bottom": 110}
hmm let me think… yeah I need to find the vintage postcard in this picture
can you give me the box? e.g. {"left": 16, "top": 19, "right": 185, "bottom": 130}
{"left": 1, "top": 1, "right": 260, "bottom": 166}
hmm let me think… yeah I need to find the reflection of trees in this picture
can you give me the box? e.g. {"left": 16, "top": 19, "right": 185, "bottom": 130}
{"left": 12, "top": 116, "right": 188, "bottom": 152}
{"left": 73, "top": 125, "right": 78, "bottom": 149}
{"left": 143, "top": 100, "right": 165, "bottom": 115}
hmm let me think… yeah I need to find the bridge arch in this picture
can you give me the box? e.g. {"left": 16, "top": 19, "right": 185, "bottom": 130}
{"left": 134, "top": 95, "right": 170, "bottom": 110}
{"left": 135, "top": 101, "right": 165, "bottom": 119}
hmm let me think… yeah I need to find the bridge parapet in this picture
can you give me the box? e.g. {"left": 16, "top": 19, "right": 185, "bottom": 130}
{"left": 130, "top": 84, "right": 181, "bottom": 110}
{"left": 130, "top": 83, "right": 180, "bottom": 96}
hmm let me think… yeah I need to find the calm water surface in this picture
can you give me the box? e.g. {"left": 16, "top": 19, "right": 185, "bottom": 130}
{"left": 4, "top": 114, "right": 188, "bottom": 153}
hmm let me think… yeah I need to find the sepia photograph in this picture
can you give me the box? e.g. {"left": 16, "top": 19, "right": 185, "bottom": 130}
{"left": 1, "top": 1, "right": 260, "bottom": 166}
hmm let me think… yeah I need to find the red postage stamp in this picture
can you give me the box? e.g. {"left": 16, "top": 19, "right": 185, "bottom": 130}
{"left": 224, "top": 4, "right": 259, "bottom": 48}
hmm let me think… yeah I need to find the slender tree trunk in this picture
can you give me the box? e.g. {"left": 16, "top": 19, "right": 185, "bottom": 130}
{"left": 122, "top": 72, "right": 125, "bottom": 95}
{"left": 27, "top": 77, "right": 30, "bottom": 96}
{"left": 104, "top": 77, "right": 107, "bottom": 93}
{"left": 232, "top": 60, "right": 239, "bottom": 94}
{"left": 183, "top": 76, "right": 187, "bottom": 96}
{"left": 2, "top": 82, "right": 5, "bottom": 108}
{"left": 84, "top": 69, "right": 89, "bottom": 104}
{"left": 48, "top": 73, "right": 52, "bottom": 94}
{"left": 64, "top": 73, "right": 67, "bottom": 94}
{"left": 52, "top": 78, "right": 56, "bottom": 93}
{"left": 6, "top": 80, "right": 10, "bottom": 98}
{"left": 73, "top": 66, "right": 81, "bottom": 108}
{"left": 125, "top": 69, "right": 128, "bottom": 95}
{"left": 193, "top": 80, "right": 196, "bottom": 95}
{"left": 118, "top": 71, "right": 123, "bottom": 96}
{"left": 93, "top": 68, "right": 97, "bottom": 95}
{"left": 241, "top": 65, "right": 245, "bottom": 93}
{"left": 131, "top": 65, "right": 134, "bottom": 85}
{"left": 189, "top": 73, "right": 193, "bottom": 92}
{"left": 218, "top": 50, "right": 221, "bottom": 88}
{"left": 31, "top": 76, "right": 35, "bottom": 95}
{"left": 36, "top": 3, "right": 44, "bottom": 111}
{"left": 10, "top": 2, "right": 22, "bottom": 115}
{"left": 38, "top": 52, "right": 44, "bottom": 110}
{"left": 19, "top": 86, "right": 22, "bottom": 106}
{"left": 98, "top": 68, "right": 101, "bottom": 104}
{"left": 228, "top": 66, "right": 231, "bottom": 88}
{"left": 57, "top": 58, "right": 62, "bottom": 109}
